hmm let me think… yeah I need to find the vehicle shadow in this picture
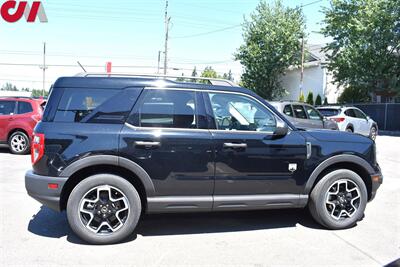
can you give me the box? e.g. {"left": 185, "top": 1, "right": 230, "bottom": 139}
{"left": 0, "top": 146, "right": 10, "bottom": 153}
{"left": 28, "top": 205, "right": 324, "bottom": 245}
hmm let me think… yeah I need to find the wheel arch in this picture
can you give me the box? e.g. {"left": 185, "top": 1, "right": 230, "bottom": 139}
{"left": 345, "top": 123, "right": 354, "bottom": 131}
{"left": 305, "top": 154, "right": 374, "bottom": 200}
{"left": 7, "top": 128, "right": 29, "bottom": 141}
{"left": 59, "top": 155, "right": 155, "bottom": 211}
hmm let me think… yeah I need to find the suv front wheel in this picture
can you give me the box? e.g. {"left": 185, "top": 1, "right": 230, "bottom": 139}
{"left": 308, "top": 169, "right": 367, "bottom": 229}
{"left": 8, "top": 131, "right": 30, "bottom": 155}
{"left": 67, "top": 174, "right": 141, "bottom": 244}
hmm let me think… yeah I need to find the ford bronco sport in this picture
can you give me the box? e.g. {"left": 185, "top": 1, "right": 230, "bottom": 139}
{"left": 25, "top": 74, "right": 382, "bottom": 244}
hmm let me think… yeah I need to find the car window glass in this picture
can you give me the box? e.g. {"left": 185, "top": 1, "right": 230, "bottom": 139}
{"left": 304, "top": 105, "right": 322, "bottom": 120}
{"left": 208, "top": 92, "right": 276, "bottom": 132}
{"left": 136, "top": 89, "right": 197, "bottom": 129}
{"left": 345, "top": 109, "right": 356, "bottom": 118}
{"left": 283, "top": 105, "right": 293, "bottom": 117}
{"left": 353, "top": 109, "right": 366, "bottom": 119}
{"left": 317, "top": 109, "right": 339, "bottom": 117}
{"left": 292, "top": 105, "right": 307, "bottom": 119}
{"left": 17, "top": 102, "right": 33, "bottom": 114}
{"left": 0, "top": 101, "right": 16, "bottom": 115}
{"left": 54, "top": 88, "right": 140, "bottom": 123}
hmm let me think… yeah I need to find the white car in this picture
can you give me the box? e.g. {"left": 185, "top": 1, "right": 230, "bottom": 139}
{"left": 317, "top": 106, "right": 378, "bottom": 140}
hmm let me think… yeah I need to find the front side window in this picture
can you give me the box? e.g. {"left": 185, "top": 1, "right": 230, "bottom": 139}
{"left": 353, "top": 109, "right": 367, "bottom": 119}
{"left": 292, "top": 105, "right": 307, "bottom": 119}
{"left": 345, "top": 109, "right": 356, "bottom": 118}
{"left": 304, "top": 105, "right": 322, "bottom": 120}
{"left": 135, "top": 89, "right": 197, "bottom": 129}
{"left": 208, "top": 92, "right": 276, "bottom": 132}
{"left": 0, "top": 101, "right": 16, "bottom": 115}
{"left": 17, "top": 101, "right": 33, "bottom": 114}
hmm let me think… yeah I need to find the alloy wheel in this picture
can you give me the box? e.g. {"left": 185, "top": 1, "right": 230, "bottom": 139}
{"left": 10, "top": 134, "right": 27, "bottom": 153}
{"left": 325, "top": 179, "right": 361, "bottom": 220}
{"left": 78, "top": 185, "right": 130, "bottom": 235}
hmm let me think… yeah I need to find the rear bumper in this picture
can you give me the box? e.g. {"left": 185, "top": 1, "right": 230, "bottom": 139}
{"left": 25, "top": 170, "right": 68, "bottom": 212}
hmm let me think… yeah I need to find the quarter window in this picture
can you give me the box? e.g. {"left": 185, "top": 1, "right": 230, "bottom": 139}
{"left": 283, "top": 105, "right": 293, "bottom": 117}
{"left": 17, "top": 102, "right": 33, "bottom": 114}
{"left": 0, "top": 101, "right": 16, "bottom": 115}
{"left": 208, "top": 92, "right": 276, "bottom": 132}
{"left": 135, "top": 89, "right": 197, "bottom": 129}
{"left": 344, "top": 109, "right": 356, "bottom": 118}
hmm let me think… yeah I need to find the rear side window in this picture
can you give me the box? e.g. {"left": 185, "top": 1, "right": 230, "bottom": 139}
{"left": 17, "top": 102, "right": 33, "bottom": 114}
{"left": 131, "top": 89, "right": 197, "bottom": 129}
{"left": 292, "top": 105, "right": 307, "bottom": 119}
{"left": 318, "top": 109, "right": 340, "bottom": 117}
{"left": 283, "top": 105, "right": 293, "bottom": 117}
{"left": 344, "top": 109, "right": 356, "bottom": 118}
{"left": 54, "top": 88, "right": 141, "bottom": 123}
{"left": 0, "top": 101, "right": 16, "bottom": 115}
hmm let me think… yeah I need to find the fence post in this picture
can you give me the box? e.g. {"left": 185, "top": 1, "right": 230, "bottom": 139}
{"left": 384, "top": 103, "right": 388, "bottom": 131}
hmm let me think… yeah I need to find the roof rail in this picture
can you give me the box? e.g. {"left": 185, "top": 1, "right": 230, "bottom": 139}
{"left": 0, "top": 96, "right": 33, "bottom": 99}
{"left": 75, "top": 72, "right": 238, "bottom": 87}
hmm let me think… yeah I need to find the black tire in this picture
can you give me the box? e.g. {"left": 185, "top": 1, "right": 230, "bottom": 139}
{"left": 8, "top": 131, "right": 30, "bottom": 155}
{"left": 308, "top": 169, "right": 367, "bottom": 229}
{"left": 67, "top": 174, "right": 141, "bottom": 244}
{"left": 369, "top": 126, "right": 377, "bottom": 141}
{"left": 345, "top": 127, "right": 353, "bottom": 133}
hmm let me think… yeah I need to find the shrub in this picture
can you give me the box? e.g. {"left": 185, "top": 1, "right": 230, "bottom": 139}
{"left": 315, "top": 94, "right": 322, "bottom": 106}
{"left": 306, "top": 91, "right": 314, "bottom": 105}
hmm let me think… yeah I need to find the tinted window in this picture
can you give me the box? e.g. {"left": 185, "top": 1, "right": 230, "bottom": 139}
{"left": 304, "top": 105, "right": 322, "bottom": 120}
{"left": 208, "top": 92, "right": 276, "bottom": 132}
{"left": 0, "top": 101, "right": 16, "bottom": 115}
{"left": 353, "top": 109, "right": 367, "bottom": 119}
{"left": 283, "top": 105, "right": 293, "bottom": 117}
{"left": 292, "top": 105, "right": 307, "bottom": 119}
{"left": 54, "top": 88, "right": 141, "bottom": 123}
{"left": 318, "top": 109, "right": 340, "bottom": 117}
{"left": 135, "top": 89, "right": 197, "bottom": 129}
{"left": 17, "top": 101, "right": 33, "bottom": 114}
{"left": 344, "top": 109, "right": 356, "bottom": 118}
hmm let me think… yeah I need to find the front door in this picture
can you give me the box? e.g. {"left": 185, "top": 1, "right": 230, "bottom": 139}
{"left": 204, "top": 92, "right": 307, "bottom": 209}
{"left": 120, "top": 88, "right": 214, "bottom": 211}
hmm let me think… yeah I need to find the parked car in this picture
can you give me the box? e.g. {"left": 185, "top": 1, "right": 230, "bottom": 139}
{"left": 25, "top": 75, "right": 382, "bottom": 244}
{"left": 0, "top": 97, "right": 44, "bottom": 154}
{"left": 271, "top": 101, "right": 338, "bottom": 130}
{"left": 317, "top": 106, "right": 378, "bottom": 140}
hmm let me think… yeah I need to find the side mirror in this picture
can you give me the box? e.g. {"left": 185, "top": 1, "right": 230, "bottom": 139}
{"left": 273, "top": 120, "right": 289, "bottom": 138}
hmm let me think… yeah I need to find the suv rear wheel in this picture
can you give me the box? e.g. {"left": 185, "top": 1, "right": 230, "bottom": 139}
{"left": 369, "top": 126, "right": 377, "bottom": 141}
{"left": 67, "top": 174, "right": 141, "bottom": 244}
{"left": 308, "top": 169, "right": 367, "bottom": 229}
{"left": 8, "top": 131, "right": 30, "bottom": 155}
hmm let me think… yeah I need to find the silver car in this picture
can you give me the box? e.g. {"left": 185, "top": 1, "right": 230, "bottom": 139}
{"left": 270, "top": 101, "right": 339, "bottom": 130}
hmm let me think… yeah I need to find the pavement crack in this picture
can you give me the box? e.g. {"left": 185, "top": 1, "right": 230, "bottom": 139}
{"left": 332, "top": 232, "right": 383, "bottom": 266}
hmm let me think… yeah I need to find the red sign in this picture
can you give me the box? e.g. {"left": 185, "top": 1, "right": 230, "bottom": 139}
{"left": 106, "top": 62, "right": 112, "bottom": 73}
{"left": 1, "top": 1, "right": 48, "bottom": 23}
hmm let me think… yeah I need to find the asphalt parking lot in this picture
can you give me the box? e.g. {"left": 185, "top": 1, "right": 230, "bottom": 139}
{"left": 0, "top": 136, "right": 399, "bottom": 266}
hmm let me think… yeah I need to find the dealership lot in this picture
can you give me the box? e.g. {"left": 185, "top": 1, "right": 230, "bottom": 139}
{"left": 0, "top": 136, "right": 399, "bottom": 266}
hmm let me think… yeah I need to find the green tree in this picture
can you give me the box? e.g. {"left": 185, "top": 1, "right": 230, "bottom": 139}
{"left": 176, "top": 73, "right": 185, "bottom": 82}
{"left": 200, "top": 66, "right": 218, "bottom": 84}
{"left": 235, "top": 0, "right": 306, "bottom": 100}
{"left": 306, "top": 91, "right": 314, "bottom": 105}
{"left": 1, "top": 83, "right": 18, "bottom": 91}
{"left": 338, "top": 86, "right": 371, "bottom": 104}
{"left": 191, "top": 67, "right": 197, "bottom": 77}
{"left": 299, "top": 91, "right": 305, "bottom": 102}
{"left": 322, "top": 0, "right": 400, "bottom": 97}
{"left": 31, "top": 89, "right": 49, "bottom": 97}
{"left": 315, "top": 94, "right": 322, "bottom": 106}
{"left": 223, "top": 70, "right": 234, "bottom": 81}
{"left": 323, "top": 97, "right": 328, "bottom": 105}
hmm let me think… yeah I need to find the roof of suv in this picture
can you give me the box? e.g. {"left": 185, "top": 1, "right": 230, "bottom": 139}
{"left": 53, "top": 76, "right": 250, "bottom": 94}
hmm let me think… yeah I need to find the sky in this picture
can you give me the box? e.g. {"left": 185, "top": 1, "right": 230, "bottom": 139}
{"left": 0, "top": 0, "right": 331, "bottom": 90}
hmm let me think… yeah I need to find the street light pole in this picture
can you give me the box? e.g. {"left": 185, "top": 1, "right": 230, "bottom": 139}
{"left": 163, "top": 0, "right": 171, "bottom": 75}
{"left": 300, "top": 35, "right": 305, "bottom": 98}
{"left": 39, "top": 42, "right": 47, "bottom": 97}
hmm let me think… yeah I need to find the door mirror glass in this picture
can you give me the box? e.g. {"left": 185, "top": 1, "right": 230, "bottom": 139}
{"left": 273, "top": 120, "right": 288, "bottom": 138}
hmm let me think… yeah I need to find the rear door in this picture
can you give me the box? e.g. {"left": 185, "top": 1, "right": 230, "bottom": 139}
{"left": 120, "top": 88, "right": 214, "bottom": 210}
{"left": 0, "top": 100, "right": 16, "bottom": 141}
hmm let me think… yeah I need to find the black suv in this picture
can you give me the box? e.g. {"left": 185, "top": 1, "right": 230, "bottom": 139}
{"left": 25, "top": 75, "right": 382, "bottom": 244}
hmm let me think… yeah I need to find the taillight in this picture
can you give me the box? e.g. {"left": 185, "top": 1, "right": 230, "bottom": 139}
{"left": 31, "top": 133, "right": 45, "bottom": 165}
{"left": 331, "top": 117, "right": 345, "bottom": 123}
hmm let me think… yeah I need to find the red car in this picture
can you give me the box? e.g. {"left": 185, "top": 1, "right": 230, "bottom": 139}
{"left": 0, "top": 97, "right": 44, "bottom": 154}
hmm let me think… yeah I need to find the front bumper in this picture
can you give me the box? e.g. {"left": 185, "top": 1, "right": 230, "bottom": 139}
{"left": 25, "top": 170, "right": 68, "bottom": 212}
{"left": 369, "top": 165, "right": 383, "bottom": 201}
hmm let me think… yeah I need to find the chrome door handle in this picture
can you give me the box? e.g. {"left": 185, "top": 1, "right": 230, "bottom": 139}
{"left": 223, "top": 142, "right": 247, "bottom": 149}
{"left": 134, "top": 141, "right": 161, "bottom": 148}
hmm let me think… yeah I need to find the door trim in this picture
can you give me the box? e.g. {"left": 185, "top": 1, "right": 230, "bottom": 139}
{"left": 146, "top": 194, "right": 308, "bottom": 213}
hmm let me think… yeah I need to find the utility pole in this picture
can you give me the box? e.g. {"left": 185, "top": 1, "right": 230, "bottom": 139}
{"left": 163, "top": 0, "right": 171, "bottom": 75}
{"left": 157, "top": 50, "right": 161, "bottom": 74}
{"left": 39, "top": 42, "right": 47, "bottom": 97}
{"left": 299, "top": 35, "right": 305, "bottom": 98}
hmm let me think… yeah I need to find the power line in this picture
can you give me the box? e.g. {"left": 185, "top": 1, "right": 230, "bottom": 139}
{"left": 171, "top": 24, "right": 241, "bottom": 39}
{"left": 301, "top": 0, "right": 324, "bottom": 7}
